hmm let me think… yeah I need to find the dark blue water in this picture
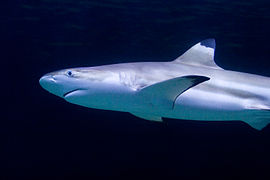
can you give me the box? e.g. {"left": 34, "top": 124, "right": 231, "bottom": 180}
{"left": 4, "top": 0, "right": 270, "bottom": 179}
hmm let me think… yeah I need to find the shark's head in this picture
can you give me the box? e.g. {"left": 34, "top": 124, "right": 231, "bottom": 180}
{"left": 39, "top": 67, "right": 133, "bottom": 110}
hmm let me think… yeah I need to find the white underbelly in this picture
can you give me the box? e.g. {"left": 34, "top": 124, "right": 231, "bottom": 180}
{"left": 167, "top": 89, "right": 246, "bottom": 121}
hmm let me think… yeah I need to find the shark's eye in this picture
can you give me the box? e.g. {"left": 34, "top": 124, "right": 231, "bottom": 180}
{"left": 67, "top": 70, "right": 73, "bottom": 76}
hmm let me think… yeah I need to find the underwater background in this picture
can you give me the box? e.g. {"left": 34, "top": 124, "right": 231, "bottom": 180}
{"left": 3, "top": 0, "right": 270, "bottom": 179}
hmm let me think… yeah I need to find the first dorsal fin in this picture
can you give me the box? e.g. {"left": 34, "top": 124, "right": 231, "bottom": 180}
{"left": 173, "top": 39, "right": 222, "bottom": 69}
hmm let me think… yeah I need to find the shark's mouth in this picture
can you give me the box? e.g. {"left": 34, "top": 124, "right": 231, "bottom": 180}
{"left": 63, "top": 88, "right": 87, "bottom": 97}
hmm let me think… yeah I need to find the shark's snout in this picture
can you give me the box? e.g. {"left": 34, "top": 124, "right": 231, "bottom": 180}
{"left": 39, "top": 75, "right": 55, "bottom": 90}
{"left": 39, "top": 75, "right": 63, "bottom": 97}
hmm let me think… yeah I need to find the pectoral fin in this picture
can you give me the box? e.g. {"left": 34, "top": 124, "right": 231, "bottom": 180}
{"left": 138, "top": 75, "right": 210, "bottom": 109}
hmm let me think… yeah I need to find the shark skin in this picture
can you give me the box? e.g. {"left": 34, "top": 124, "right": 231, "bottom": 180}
{"left": 39, "top": 39, "right": 270, "bottom": 130}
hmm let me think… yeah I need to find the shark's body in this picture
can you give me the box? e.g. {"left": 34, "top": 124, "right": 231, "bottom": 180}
{"left": 40, "top": 39, "right": 270, "bottom": 130}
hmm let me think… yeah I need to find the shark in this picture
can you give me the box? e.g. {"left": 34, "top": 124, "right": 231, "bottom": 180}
{"left": 39, "top": 39, "right": 270, "bottom": 130}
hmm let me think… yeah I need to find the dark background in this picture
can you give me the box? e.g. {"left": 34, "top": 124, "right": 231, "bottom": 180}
{"left": 3, "top": 0, "right": 270, "bottom": 179}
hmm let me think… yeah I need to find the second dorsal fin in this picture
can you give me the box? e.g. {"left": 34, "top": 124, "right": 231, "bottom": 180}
{"left": 173, "top": 39, "right": 222, "bottom": 69}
